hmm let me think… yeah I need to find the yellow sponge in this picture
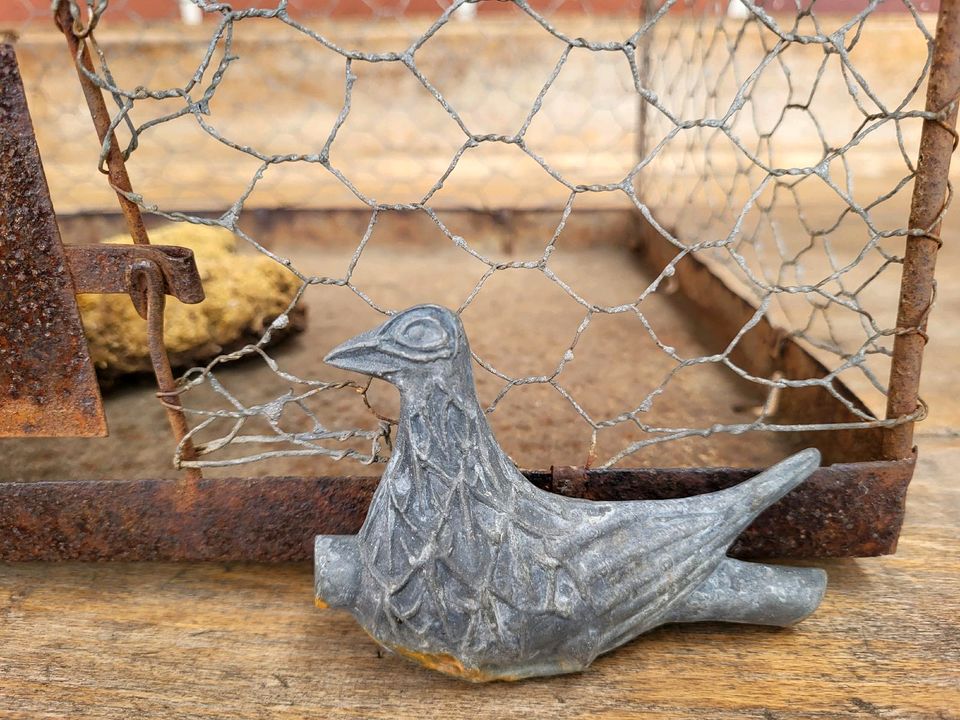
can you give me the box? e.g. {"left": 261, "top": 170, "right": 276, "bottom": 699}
{"left": 77, "top": 224, "right": 303, "bottom": 376}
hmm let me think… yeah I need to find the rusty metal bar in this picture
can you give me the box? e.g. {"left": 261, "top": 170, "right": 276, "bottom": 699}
{"left": 0, "top": 456, "right": 913, "bottom": 562}
{"left": 0, "top": 43, "right": 106, "bottom": 438}
{"left": 52, "top": 4, "right": 206, "bottom": 474}
{"left": 63, "top": 243, "right": 205, "bottom": 475}
{"left": 884, "top": 0, "right": 960, "bottom": 460}
{"left": 127, "top": 260, "right": 202, "bottom": 482}
{"left": 54, "top": 2, "right": 150, "bottom": 246}
{"left": 66, "top": 244, "right": 204, "bottom": 302}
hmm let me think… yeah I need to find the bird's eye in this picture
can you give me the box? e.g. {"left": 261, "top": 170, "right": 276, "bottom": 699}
{"left": 399, "top": 318, "right": 446, "bottom": 349}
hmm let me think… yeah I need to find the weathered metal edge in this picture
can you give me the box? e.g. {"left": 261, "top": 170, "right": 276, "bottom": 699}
{"left": 0, "top": 43, "right": 107, "bottom": 438}
{"left": 0, "top": 455, "right": 913, "bottom": 562}
{"left": 65, "top": 244, "right": 205, "bottom": 303}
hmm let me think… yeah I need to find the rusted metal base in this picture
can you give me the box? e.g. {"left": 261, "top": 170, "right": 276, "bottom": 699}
{"left": 0, "top": 455, "right": 913, "bottom": 561}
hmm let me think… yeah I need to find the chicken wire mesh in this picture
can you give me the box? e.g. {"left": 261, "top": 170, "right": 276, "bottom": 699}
{"left": 10, "top": 0, "right": 943, "bottom": 471}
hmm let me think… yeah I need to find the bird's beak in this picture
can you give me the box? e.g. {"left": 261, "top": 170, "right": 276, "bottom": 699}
{"left": 323, "top": 327, "right": 395, "bottom": 378}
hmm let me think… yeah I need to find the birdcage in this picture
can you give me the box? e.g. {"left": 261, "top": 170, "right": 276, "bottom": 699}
{"left": 0, "top": 0, "right": 954, "bottom": 560}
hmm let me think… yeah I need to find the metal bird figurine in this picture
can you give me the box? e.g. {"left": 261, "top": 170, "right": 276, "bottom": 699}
{"left": 315, "top": 304, "right": 827, "bottom": 682}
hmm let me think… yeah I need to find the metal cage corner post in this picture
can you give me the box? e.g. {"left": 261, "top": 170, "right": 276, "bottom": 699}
{"left": 0, "top": 0, "right": 957, "bottom": 561}
{"left": 883, "top": 0, "right": 960, "bottom": 461}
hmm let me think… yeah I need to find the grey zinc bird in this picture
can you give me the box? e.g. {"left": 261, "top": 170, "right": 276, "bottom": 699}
{"left": 315, "top": 304, "right": 827, "bottom": 682}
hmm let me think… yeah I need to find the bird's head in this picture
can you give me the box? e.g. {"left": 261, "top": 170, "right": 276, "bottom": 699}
{"left": 324, "top": 304, "right": 467, "bottom": 386}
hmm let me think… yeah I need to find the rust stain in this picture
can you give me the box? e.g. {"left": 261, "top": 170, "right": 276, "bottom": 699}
{"left": 386, "top": 643, "right": 512, "bottom": 683}
{"left": 0, "top": 43, "right": 106, "bottom": 437}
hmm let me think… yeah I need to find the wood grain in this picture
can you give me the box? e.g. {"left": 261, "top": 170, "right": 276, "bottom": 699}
{"left": 1, "top": 11, "right": 958, "bottom": 717}
{"left": 0, "top": 439, "right": 957, "bottom": 719}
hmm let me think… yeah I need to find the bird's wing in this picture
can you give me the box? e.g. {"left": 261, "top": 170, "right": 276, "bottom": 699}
{"left": 356, "top": 381, "right": 516, "bottom": 649}
{"left": 488, "top": 449, "right": 821, "bottom": 656}
{"left": 487, "top": 485, "right": 746, "bottom": 654}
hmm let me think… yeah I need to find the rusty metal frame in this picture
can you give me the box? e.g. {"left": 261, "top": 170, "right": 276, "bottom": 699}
{"left": 54, "top": 1, "right": 149, "bottom": 246}
{"left": 0, "top": 2, "right": 956, "bottom": 561}
{"left": 0, "top": 457, "right": 913, "bottom": 561}
{"left": 51, "top": 3, "right": 199, "bottom": 475}
{"left": 66, "top": 244, "right": 204, "bottom": 301}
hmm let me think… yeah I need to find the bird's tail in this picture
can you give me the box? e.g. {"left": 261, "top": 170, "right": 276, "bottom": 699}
{"left": 665, "top": 558, "right": 827, "bottom": 626}
{"left": 664, "top": 448, "right": 827, "bottom": 627}
{"left": 718, "top": 447, "right": 821, "bottom": 530}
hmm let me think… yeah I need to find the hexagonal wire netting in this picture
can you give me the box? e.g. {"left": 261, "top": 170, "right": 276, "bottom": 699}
{"left": 13, "top": 0, "right": 943, "bottom": 471}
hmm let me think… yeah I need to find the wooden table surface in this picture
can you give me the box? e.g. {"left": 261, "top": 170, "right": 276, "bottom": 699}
{"left": 3, "top": 181, "right": 959, "bottom": 720}
{"left": 0, "top": 436, "right": 956, "bottom": 719}
{"left": 1, "top": 13, "right": 958, "bottom": 716}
